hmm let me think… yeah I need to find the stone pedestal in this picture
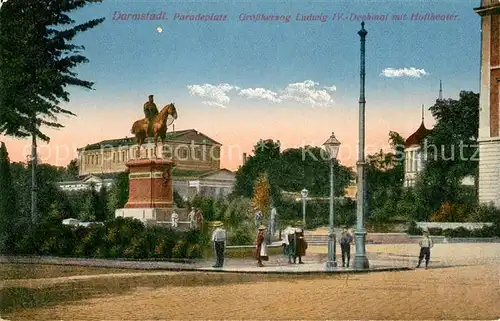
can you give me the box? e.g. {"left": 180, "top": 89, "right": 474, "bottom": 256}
{"left": 115, "top": 158, "right": 191, "bottom": 228}
{"left": 125, "top": 158, "right": 175, "bottom": 209}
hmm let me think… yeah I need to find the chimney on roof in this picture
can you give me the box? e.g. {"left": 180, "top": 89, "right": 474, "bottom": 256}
{"left": 242, "top": 153, "right": 247, "bottom": 165}
{"left": 172, "top": 124, "right": 175, "bottom": 132}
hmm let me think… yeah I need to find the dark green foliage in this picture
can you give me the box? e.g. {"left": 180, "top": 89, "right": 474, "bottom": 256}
{"left": 365, "top": 131, "right": 406, "bottom": 221}
{"left": 233, "top": 139, "right": 354, "bottom": 205}
{"left": 274, "top": 197, "right": 356, "bottom": 230}
{"left": 6, "top": 215, "right": 206, "bottom": 259}
{"left": 108, "top": 172, "right": 129, "bottom": 211}
{"left": 173, "top": 191, "right": 186, "bottom": 208}
{"left": 415, "top": 91, "right": 479, "bottom": 214}
{"left": 0, "top": 142, "right": 19, "bottom": 252}
{"left": 0, "top": 0, "right": 105, "bottom": 141}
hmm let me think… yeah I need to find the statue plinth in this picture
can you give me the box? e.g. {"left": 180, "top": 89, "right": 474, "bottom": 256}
{"left": 124, "top": 158, "right": 175, "bottom": 208}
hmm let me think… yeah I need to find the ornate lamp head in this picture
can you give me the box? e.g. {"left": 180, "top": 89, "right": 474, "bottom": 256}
{"left": 323, "top": 132, "right": 341, "bottom": 160}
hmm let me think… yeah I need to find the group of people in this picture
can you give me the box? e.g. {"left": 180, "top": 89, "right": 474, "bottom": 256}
{"left": 210, "top": 222, "right": 435, "bottom": 270}
{"left": 281, "top": 226, "right": 307, "bottom": 264}
{"left": 170, "top": 207, "right": 204, "bottom": 230}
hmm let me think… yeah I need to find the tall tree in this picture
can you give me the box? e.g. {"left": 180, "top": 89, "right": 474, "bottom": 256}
{"left": 0, "top": 142, "right": 18, "bottom": 253}
{"left": 0, "top": 0, "right": 104, "bottom": 223}
{"left": 234, "top": 139, "right": 281, "bottom": 198}
{"left": 365, "top": 131, "right": 406, "bottom": 221}
{"left": 252, "top": 172, "right": 271, "bottom": 218}
{"left": 416, "top": 91, "right": 479, "bottom": 214}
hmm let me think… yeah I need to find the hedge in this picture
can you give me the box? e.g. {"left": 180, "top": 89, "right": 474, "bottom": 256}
{"left": 407, "top": 221, "right": 499, "bottom": 238}
{"left": 3, "top": 217, "right": 208, "bottom": 260}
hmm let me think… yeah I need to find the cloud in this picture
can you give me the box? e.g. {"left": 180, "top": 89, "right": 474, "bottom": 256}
{"left": 186, "top": 83, "right": 238, "bottom": 108}
{"left": 238, "top": 88, "right": 282, "bottom": 103}
{"left": 187, "top": 80, "right": 336, "bottom": 107}
{"left": 279, "top": 80, "right": 334, "bottom": 107}
{"left": 380, "top": 67, "right": 427, "bottom": 78}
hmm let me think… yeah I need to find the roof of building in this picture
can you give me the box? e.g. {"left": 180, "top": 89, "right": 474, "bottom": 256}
{"left": 405, "top": 121, "right": 431, "bottom": 148}
{"left": 77, "top": 129, "right": 222, "bottom": 151}
{"left": 173, "top": 168, "right": 234, "bottom": 179}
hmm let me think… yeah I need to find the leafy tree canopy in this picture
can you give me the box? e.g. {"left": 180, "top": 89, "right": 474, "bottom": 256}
{"left": 0, "top": 0, "right": 105, "bottom": 141}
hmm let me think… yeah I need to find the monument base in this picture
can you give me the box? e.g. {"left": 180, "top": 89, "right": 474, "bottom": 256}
{"left": 115, "top": 207, "right": 190, "bottom": 230}
{"left": 125, "top": 158, "right": 175, "bottom": 209}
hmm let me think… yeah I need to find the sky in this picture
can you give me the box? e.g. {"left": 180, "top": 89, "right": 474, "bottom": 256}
{"left": 0, "top": 0, "right": 481, "bottom": 171}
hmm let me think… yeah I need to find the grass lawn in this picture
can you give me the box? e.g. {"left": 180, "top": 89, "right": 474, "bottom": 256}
{"left": 0, "top": 263, "right": 136, "bottom": 281}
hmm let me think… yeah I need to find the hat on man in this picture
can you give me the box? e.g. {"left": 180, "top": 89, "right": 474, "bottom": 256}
{"left": 211, "top": 221, "right": 223, "bottom": 227}
{"left": 258, "top": 225, "right": 267, "bottom": 230}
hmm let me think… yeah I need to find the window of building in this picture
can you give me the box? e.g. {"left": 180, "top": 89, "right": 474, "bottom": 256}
{"left": 213, "top": 148, "right": 220, "bottom": 158}
{"left": 195, "top": 148, "right": 202, "bottom": 160}
{"left": 163, "top": 145, "right": 172, "bottom": 158}
{"left": 113, "top": 152, "right": 116, "bottom": 163}
{"left": 122, "top": 151, "right": 126, "bottom": 162}
{"left": 145, "top": 149, "right": 148, "bottom": 158}
{"left": 178, "top": 147, "right": 188, "bottom": 160}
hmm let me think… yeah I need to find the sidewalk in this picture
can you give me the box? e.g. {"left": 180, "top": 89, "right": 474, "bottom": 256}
{"left": 0, "top": 253, "right": 412, "bottom": 274}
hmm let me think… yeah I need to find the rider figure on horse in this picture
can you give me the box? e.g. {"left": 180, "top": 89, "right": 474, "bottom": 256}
{"left": 143, "top": 94, "right": 159, "bottom": 137}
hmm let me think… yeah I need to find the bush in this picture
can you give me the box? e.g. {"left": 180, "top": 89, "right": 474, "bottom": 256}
{"left": 9, "top": 216, "right": 208, "bottom": 260}
{"left": 407, "top": 221, "right": 423, "bottom": 235}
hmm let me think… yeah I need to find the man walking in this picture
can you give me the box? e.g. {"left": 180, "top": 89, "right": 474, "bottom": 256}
{"left": 211, "top": 221, "right": 227, "bottom": 268}
{"left": 340, "top": 226, "right": 353, "bottom": 268}
{"left": 416, "top": 230, "right": 433, "bottom": 269}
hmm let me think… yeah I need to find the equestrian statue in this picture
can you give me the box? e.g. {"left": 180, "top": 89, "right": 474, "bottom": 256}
{"left": 131, "top": 94, "right": 178, "bottom": 158}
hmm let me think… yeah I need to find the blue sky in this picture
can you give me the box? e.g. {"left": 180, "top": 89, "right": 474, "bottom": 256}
{"left": 3, "top": 0, "right": 484, "bottom": 169}
{"left": 68, "top": 0, "right": 480, "bottom": 111}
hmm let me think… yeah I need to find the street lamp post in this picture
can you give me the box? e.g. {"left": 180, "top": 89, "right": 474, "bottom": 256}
{"left": 353, "top": 21, "right": 370, "bottom": 270}
{"left": 324, "top": 132, "right": 341, "bottom": 270}
{"left": 300, "top": 188, "right": 308, "bottom": 228}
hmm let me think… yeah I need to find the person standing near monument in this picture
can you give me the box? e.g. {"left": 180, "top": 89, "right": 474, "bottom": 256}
{"left": 211, "top": 221, "right": 227, "bottom": 268}
{"left": 269, "top": 206, "right": 277, "bottom": 235}
{"left": 254, "top": 207, "right": 263, "bottom": 228}
{"left": 281, "top": 225, "right": 296, "bottom": 264}
{"left": 195, "top": 208, "right": 204, "bottom": 230}
{"left": 143, "top": 94, "right": 159, "bottom": 136}
{"left": 340, "top": 226, "right": 354, "bottom": 268}
{"left": 416, "top": 230, "right": 433, "bottom": 269}
{"left": 171, "top": 210, "right": 179, "bottom": 229}
{"left": 255, "top": 225, "right": 269, "bottom": 267}
{"left": 293, "top": 228, "right": 307, "bottom": 264}
{"left": 187, "top": 207, "right": 196, "bottom": 229}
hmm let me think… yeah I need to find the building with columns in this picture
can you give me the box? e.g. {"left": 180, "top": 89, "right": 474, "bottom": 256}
{"left": 57, "top": 129, "right": 236, "bottom": 198}
{"left": 475, "top": 0, "right": 500, "bottom": 207}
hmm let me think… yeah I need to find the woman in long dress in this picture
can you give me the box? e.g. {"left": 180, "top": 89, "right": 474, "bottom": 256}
{"left": 255, "top": 225, "right": 268, "bottom": 267}
{"left": 282, "top": 226, "right": 296, "bottom": 264}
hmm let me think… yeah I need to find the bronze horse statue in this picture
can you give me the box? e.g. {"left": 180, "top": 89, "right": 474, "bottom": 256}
{"left": 131, "top": 103, "right": 177, "bottom": 157}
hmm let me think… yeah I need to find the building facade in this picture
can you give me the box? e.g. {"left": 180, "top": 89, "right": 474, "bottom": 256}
{"left": 475, "top": 0, "right": 500, "bottom": 207}
{"left": 57, "top": 129, "right": 236, "bottom": 198}
{"left": 404, "top": 107, "right": 431, "bottom": 187}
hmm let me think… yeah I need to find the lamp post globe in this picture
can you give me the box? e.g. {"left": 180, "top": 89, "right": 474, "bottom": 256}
{"left": 323, "top": 132, "right": 341, "bottom": 270}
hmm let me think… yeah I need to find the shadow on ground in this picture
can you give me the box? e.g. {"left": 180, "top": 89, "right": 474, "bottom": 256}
{"left": 0, "top": 271, "right": 353, "bottom": 314}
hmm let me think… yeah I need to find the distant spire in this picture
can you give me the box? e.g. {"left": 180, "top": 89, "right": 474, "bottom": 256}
{"left": 438, "top": 80, "right": 443, "bottom": 100}
{"left": 421, "top": 104, "right": 425, "bottom": 124}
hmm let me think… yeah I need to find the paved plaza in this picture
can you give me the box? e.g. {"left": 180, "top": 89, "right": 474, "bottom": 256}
{"left": 2, "top": 242, "right": 500, "bottom": 273}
